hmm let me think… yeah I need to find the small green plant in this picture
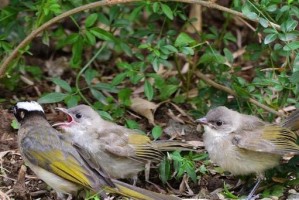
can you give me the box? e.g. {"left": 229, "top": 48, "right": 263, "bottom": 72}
{"left": 159, "top": 151, "right": 208, "bottom": 183}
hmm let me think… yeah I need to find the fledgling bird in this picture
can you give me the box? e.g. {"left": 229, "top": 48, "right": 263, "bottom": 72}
{"left": 13, "top": 101, "right": 180, "bottom": 200}
{"left": 53, "top": 104, "right": 197, "bottom": 182}
{"left": 197, "top": 106, "right": 299, "bottom": 199}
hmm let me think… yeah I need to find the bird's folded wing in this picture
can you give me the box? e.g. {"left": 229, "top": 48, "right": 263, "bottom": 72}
{"left": 21, "top": 130, "right": 114, "bottom": 190}
{"left": 282, "top": 109, "right": 299, "bottom": 131}
{"left": 72, "top": 142, "right": 115, "bottom": 187}
{"left": 101, "top": 129, "right": 164, "bottom": 163}
{"left": 233, "top": 125, "right": 299, "bottom": 155}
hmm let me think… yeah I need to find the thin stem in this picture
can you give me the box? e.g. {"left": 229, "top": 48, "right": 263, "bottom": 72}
{"left": 195, "top": 71, "right": 284, "bottom": 117}
{"left": 75, "top": 43, "right": 107, "bottom": 106}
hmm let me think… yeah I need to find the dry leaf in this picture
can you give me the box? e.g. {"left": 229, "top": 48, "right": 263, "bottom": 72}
{"left": 130, "top": 98, "right": 159, "bottom": 125}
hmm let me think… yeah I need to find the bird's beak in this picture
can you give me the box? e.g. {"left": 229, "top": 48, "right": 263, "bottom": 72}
{"left": 52, "top": 107, "right": 74, "bottom": 127}
{"left": 196, "top": 117, "right": 208, "bottom": 125}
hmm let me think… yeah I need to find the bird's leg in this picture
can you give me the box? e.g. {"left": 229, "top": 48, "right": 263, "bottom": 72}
{"left": 131, "top": 175, "right": 138, "bottom": 186}
{"left": 144, "top": 162, "right": 151, "bottom": 182}
{"left": 246, "top": 178, "right": 261, "bottom": 200}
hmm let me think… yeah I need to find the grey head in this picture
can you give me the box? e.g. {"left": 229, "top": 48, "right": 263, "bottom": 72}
{"left": 54, "top": 104, "right": 105, "bottom": 129}
{"left": 197, "top": 106, "right": 241, "bottom": 134}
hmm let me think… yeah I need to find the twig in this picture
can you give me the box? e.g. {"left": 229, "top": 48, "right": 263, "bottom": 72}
{"left": 0, "top": 0, "right": 281, "bottom": 77}
{"left": 195, "top": 71, "right": 285, "bottom": 117}
{"left": 0, "top": 0, "right": 139, "bottom": 78}
{"left": 171, "top": 0, "right": 280, "bottom": 30}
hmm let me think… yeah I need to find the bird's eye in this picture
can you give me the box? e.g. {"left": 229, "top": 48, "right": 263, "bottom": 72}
{"left": 75, "top": 113, "right": 82, "bottom": 119}
{"left": 216, "top": 121, "right": 223, "bottom": 126}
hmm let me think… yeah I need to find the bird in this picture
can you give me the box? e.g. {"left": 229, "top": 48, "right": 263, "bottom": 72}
{"left": 196, "top": 106, "right": 299, "bottom": 199}
{"left": 53, "top": 104, "right": 197, "bottom": 183}
{"left": 12, "top": 101, "right": 180, "bottom": 200}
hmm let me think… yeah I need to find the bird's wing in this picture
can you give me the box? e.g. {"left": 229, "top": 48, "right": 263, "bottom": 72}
{"left": 233, "top": 125, "right": 299, "bottom": 155}
{"left": 127, "top": 132, "right": 164, "bottom": 163}
{"left": 99, "top": 128, "right": 163, "bottom": 163}
{"left": 21, "top": 126, "right": 115, "bottom": 190}
{"left": 282, "top": 109, "right": 299, "bottom": 131}
{"left": 72, "top": 142, "right": 115, "bottom": 187}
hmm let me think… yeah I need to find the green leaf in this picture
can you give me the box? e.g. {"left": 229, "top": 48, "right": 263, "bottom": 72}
{"left": 242, "top": 4, "right": 258, "bottom": 20}
{"left": 283, "top": 41, "right": 299, "bottom": 51}
{"left": 223, "top": 183, "right": 239, "bottom": 199}
{"left": 90, "top": 27, "right": 116, "bottom": 42}
{"left": 181, "top": 46, "right": 194, "bottom": 55}
{"left": 292, "top": 54, "right": 299, "bottom": 72}
{"left": 90, "top": 88, "right": 106, "bottom": 103}
{"left": 65, "top": 95, "right": 80, "bottom": 107}
{"left": 64, "top": 33, "right": 80, "bottom": 45}
{"left": 98, "top": 13, "right": 110, "bottom": 25}
{"left": 125, "top": 119, "right": 140, "bottom": 129}
{"left": 129, "top": 5, "right": 143, "bottom": 21}
{"left": 266, "top": 4, "right": 277, "bottom": 12}
{"left": 259, "top": 17, "right": 268, "bottom": 28}
{"left": 264, "top": 33, "right": 277, "bottom": 44}
{"left": 159, "top": 157, "right": 170, "bottom": 183}
{"left": 85, "top": 13, "right": 98, "bottom": 28}
{"left": 92, "top": 83, "right": 118, "bottom": 93}
{"left": 112, "top": 72, "right": 127, "bottom": 86}
{"left": 161, "top": 3, "right": 173, "bottom": 20}
{"left": 70, "top": 37, "right": 83, "bottom": 67}
{"left": 152, "top": 2, "right": 160, "bottom": 13}
{"left": 162, "top": 45, "right": 178, "bottom": 53}
{"left": 144, "top": 80, "right": 154, "bottom": 101}
{"left": 223, "top": 48, "right": 233, "bottom": 63}
{"left": 11, "top": 119, "right": 19, "bottom": 130}
{"left": 185, "top": 163, "right": 197, "bottom": 183}
{"left": 152, "top": 125, "right": 162, "bottom": 140}
{"left": 52, "top": 77, "right": 72, "bottom": 92}
{"left": 85, "top": 30, "right": 96, "bottom": 45}
{"left": 118, "top": 88, "right": 132, "bottom": 106}
{"left": 119, "top": 42, "right": 132, "bottom": 56}
{"left": 263, "top": 28, "right": 277, "bottom": 34}
{"left": 38, "top": 92, "right": 68, "bottom": 104}
{"left": 175, "top": 32, "right": 195, "bottom": 47}
{"left": 199, "top": 53, "right": 226, "bottom": 64}
{"left": 160, "top": 84, "right": 178, "bottom": 99}
{"left": 278, "top": 32, "right": 298, "bottom": 42}
{"left": 84, "top": 68, "right": 98, "bottom": 85}
{"left": 281, "top": 19, "right": 298, "bottom": 32}
{"left": 98, "top": 110, "right": 113, "bottom": 121}
{"left": 290, "top": 71, "right": 299, "bottom": 83}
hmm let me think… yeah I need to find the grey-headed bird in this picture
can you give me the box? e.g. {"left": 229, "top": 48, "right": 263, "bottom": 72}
{"left": 197, "top": 106, "right": 299, "bottom": 199}
{"left": 54, "top": 104, "right": 197, "bottom": 183}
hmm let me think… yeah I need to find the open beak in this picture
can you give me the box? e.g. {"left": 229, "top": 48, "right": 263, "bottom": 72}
{"left": 52, "top": 107, "right": 74, "bottom": 127}
{"left": 195, "top": 117, "right": 209, "bottom": 125}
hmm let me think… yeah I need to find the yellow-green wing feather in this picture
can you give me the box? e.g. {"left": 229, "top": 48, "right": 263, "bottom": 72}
{"left": 128, "top": 133, "right": 164, "bottom": 163}
{"left": 21, "top": 126, "right": 114, "bottom": 190}
{"left": 234, "top": 125, "right": 299, "bottom": 155}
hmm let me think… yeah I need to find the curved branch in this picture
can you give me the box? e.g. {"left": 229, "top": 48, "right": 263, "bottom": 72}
{"left": 195, "top": 71, "right": 285, "bottom": 117}
{"left": 0, "top": 0, "right": 280, "bottom": 77}
{"left": 0, "top": 0, "right": 139, "bottom": 77}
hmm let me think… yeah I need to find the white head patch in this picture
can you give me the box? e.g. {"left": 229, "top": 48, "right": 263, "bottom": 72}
{"left": 16, "top": 101, "right": 44, "bottom": 112}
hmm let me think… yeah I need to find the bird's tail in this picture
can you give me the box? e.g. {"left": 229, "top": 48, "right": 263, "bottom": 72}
{"left": 152, "top": 140, "right": 200, "bottom": 152}
{"left": 282, "top": 109, "right": 299, "bottom": 132}
{"left": 105, "top": 179, "right": 180, "bottom": 200}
